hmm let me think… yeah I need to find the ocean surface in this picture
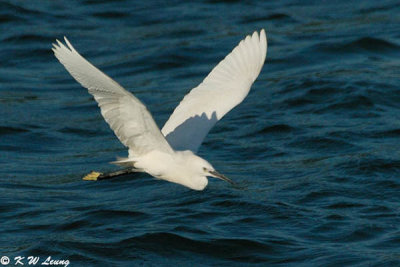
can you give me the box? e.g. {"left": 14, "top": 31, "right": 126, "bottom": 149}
{"left": 1, "top": 0, "right": 400, "bottom": 266}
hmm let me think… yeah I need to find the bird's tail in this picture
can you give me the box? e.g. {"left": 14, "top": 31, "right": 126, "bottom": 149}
{"left": 110, "top": 157, "right": 136, "bottom": 168}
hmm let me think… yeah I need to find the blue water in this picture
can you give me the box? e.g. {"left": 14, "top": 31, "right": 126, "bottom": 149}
{"left": 1, "top": 0, "right": 400, "bottom": 266}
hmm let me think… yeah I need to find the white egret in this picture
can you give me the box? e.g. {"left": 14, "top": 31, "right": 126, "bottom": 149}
{"left": 52, "top": 29, "right": 267, "bottom": 190}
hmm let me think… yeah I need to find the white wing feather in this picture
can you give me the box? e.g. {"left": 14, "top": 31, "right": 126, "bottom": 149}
{"left": 161, "top": 29, "right": 267, "bottom": 152}
{"left": 52, "top": 37, "right": 173, "bottom": 157}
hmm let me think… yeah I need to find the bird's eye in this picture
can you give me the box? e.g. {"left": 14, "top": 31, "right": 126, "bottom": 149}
{"left": 203, "top": 167, "right": 207, "bottom": 171}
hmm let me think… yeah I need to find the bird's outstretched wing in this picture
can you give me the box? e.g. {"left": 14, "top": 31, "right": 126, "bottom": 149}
{"left": 53, "top": 38, "right": 173, "bottom": 157}
{"left": 161, "top": 30, "right": 267, "bottom": 152}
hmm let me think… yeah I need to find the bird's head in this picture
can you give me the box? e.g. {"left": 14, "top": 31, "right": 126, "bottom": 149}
{"left": 177, "top": 151, "right": 234, "bottom": 190}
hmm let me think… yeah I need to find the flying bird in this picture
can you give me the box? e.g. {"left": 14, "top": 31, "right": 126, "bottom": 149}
{"left": 53, "top": 29, "right": 267, "bottom": 190}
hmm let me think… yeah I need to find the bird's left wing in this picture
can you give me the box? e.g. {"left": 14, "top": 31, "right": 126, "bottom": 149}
{"left": 53, "top": 37, "right": 173, "bottom": 157}
{"left": 162, "top": 30, "right": 267, "bottom": 152}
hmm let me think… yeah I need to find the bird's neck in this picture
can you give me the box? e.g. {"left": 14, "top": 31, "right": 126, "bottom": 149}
{"left": 135, "top": 150, "right": 208, "bottom": 190}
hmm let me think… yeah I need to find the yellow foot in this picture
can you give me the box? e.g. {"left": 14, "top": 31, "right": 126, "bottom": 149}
{"left": 83, "top": 171, "right": 103, "bottom": 181}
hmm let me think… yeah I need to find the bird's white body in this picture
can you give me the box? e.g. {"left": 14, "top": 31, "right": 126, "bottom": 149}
{"left": 53, "top": 29, "right": 267, "bottom": 190}
{"left": 130, "top": 150, "right": 209, "bottom": 190}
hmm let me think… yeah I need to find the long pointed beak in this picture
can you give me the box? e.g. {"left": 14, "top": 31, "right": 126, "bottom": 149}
{"left": 209, "top": 170, "right": 235, "bottom": 185}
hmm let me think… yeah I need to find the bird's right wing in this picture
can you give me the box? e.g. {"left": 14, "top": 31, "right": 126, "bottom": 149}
{"left": 162, "top": 30, "right": 267, "bottom": 152}
{"left": 53, "top": 37, "right": 173, "bottom": 157}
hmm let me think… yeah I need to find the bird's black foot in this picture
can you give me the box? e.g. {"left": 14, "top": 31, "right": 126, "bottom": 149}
{"left": 82, "top": 169, "right": 138, "bottom": 181}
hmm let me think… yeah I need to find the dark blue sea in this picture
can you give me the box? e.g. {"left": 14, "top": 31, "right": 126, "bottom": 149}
{"left": 1, "top": 0, "right": 400, "bottom": 266}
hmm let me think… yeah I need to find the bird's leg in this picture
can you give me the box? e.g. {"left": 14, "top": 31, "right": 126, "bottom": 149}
{"left": 83, "top": 168, "right": 138, "bottom": 181}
